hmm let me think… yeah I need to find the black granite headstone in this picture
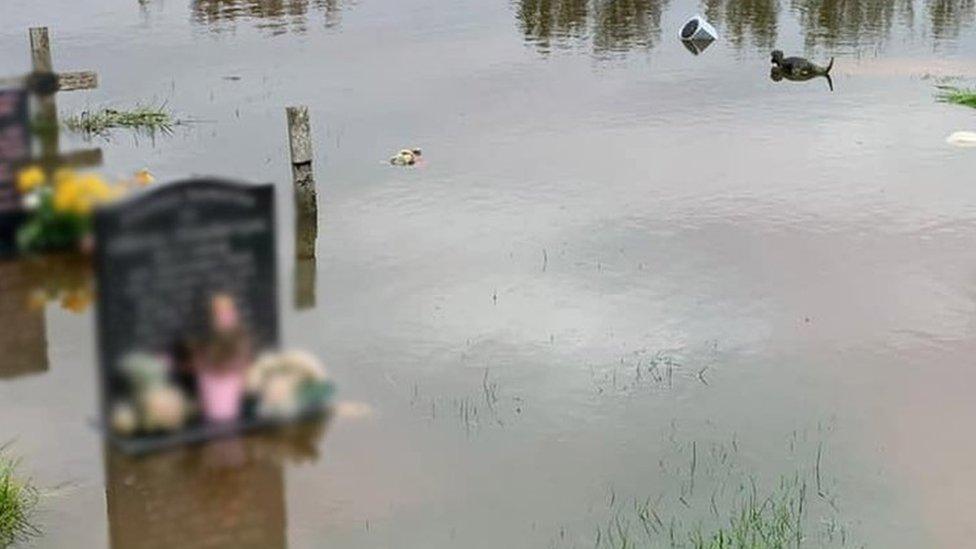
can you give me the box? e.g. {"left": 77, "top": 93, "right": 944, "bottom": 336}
{"left": 0, "top": 88, "right": 31, "bottom": 256}
{"left": 94, "top": 178, "right": 279, "bottom": 451}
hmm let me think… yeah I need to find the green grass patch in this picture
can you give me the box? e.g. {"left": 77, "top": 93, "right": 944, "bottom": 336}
{"left": 597, "top": 477, "right": 810, "bottom": 549}
{"left": 688, "top": 476, "right": 807, "bottom": 548}
{"left": 936, "top": 85, "right": 976, "bottom": 109}
{"left": 585, "top": 435, "right": 854, "bottom": 549}
{"left": 64, "top": 104, "right": 174, "bottom": 135}
{"left": 0, "top": 450, "right": 39, "bottom": 548}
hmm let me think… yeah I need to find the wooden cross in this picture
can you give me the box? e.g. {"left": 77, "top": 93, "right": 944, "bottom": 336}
{"left": 0, "top": 28, "right": 98, "bottom": 93}
{"left": 0, "top": 26, "right": 102, "bottom": 256}
{"left": 0, "top": 27, "right": 104, "bottom": 376}
{"left": 0, "top": 27, "right": 102, "bottom": 167}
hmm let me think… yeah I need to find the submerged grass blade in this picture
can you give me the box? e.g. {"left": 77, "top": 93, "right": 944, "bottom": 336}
{"left": 936, "top": 85, "right": 976, "bottom": 109}
{"left": 589, "top": 436, "right": 850, "bottom": 549}
{"left": 63, "top": 105, "right": 175, "bottom": 135}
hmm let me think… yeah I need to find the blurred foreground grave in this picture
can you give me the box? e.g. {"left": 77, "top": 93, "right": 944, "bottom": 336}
{"left": 94, "top": 178, "right": 332, "bottom": 453}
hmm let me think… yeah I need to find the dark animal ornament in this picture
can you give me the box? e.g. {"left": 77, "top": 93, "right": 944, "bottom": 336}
{"left": 770, "top": 50, "right": 835, "bottom": 91}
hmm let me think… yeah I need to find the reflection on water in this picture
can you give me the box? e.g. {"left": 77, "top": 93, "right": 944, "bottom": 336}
{"left": 192, "top": 0, "right": 345, "bottom": 33}
{"left": 0, "top": 260, "right": 48, "bottom": 379}
{"left": 791, "top": 0, "right": 973, "bottom": 48}
{"left": 517, "top": 0, "right": 976, "bottom": 53}
{"left": 927, "top": 0, "right": 976, "bottom": 38}
{"left": 0, "top": 254, "right": 92, "bottom": 379}
{"left": 516, "top": 0, "right": 670, "bottom": 54}
{"left": 791, "top": 0, "right": 912, "bottom": 49}
{"left": 770, "top": 64, "right": 835, "bottom": 90}
{"left": 176, "top": 0, "right": 976, "bottom": 51}
{"left": 105, "top": 418, "right": 327, "bottom": 549}
{"left": 704, "top": 0, "right": 779, "bottom": 48}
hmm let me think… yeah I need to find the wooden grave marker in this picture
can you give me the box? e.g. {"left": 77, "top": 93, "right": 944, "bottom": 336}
{"left": 286, "top": 106, "right": 318, "bottom": 309}
{"left": 0, "top": 26, "right": 102, "bottom": 255}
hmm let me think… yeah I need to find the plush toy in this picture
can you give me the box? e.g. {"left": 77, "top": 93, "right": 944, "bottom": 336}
{"left": 112, "top": 353, "right": 191, "bottom": 435}
{"left": 247, "top": 351, "right": 333, "bottom": 420}
{"left": 110, "top": 402, "right": 138, "bottom": 436}
{"left": 389, "top": 148, "right": 423, "bottom": 166}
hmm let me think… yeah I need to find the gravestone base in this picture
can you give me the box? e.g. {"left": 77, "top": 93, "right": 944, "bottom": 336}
{"left": 106, "top": 406, "right": 332, "bottom": 455}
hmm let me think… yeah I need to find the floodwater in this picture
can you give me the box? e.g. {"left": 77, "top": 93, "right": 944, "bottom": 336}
{"left": 2, "top": 0, "right": 976, "bottom": 546}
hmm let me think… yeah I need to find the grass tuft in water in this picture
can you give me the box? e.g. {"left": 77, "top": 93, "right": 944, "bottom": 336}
{"left": 587, "top": 433, "right": 853, "bottom": 549}
{"left": 598, "top": 477, "right": 807, "bottom": 549}
{"left": 0, "top": 449, "right": 39, "bottom": 548}
{"left": 936, "top": 85, "right": 976, "bottom": 109}
{"left": 689, "top": 476, "right": 806, "bottom": 549}
{"left": 63, "top": 105, "right": 174, "bottom": 135}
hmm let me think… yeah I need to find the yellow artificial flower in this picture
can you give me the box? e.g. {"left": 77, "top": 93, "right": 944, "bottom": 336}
{"left": 79, "top": 174, "right": 110, "bottom": 200}
{"left": 133, "top": 168, "right": 154, "bottom": 186}
{"left": 16, "top": 166, "right": 45, "bottom": 194}
{"left": 73, "top": 195, "right": 93, "bottom": 216}
{"left": 51, "top": 172, "right": 113, "bottom": 215}
{"left": 53, "top": 179, "right": 80, "bottom": 213}
{"left": 53, "top": 168, "right": 76, "bottom": 187}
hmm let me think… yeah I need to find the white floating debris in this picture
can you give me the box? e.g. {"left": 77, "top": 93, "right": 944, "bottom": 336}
{"left": 946, "top": 131, "right": 976, "bottom": 147}
{"left": 390, "top": 148, "right": 423, "bottom": 166}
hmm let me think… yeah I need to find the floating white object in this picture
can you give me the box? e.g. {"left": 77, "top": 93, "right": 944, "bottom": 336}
{"left": 679, "top": 15, "right": 718, "bottom": 43}
{"left": 946, "top": 131, "right": 976, "bottom": 147}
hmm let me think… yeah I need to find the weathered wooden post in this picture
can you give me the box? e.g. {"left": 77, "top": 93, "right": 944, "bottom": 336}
{"left": 26, "top": 27, "right": 98, "bottom": 93}
{"left": 30, "top": 27, "right": 58, "bottom": 157}
{"left": 29, "top": 27, "right": 53, "bottom": 76}
{"left": 286, "top": 106, "right": 317, "bottom": 309}
{"left": 286, "top": 106, "right": 317, "bottom": 258}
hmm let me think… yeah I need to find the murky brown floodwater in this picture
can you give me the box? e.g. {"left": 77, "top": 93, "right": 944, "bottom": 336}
{"left": 2, "top": 0, "right": 976, "bottom": 546}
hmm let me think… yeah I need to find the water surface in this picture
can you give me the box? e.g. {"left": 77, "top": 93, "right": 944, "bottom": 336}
{"left": 2, "top": 0, "right": 976, "bottom": 546}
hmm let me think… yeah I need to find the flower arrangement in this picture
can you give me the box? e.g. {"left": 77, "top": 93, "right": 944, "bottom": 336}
{"left": 14, "top": 166, "right": 154, "bottom": 253}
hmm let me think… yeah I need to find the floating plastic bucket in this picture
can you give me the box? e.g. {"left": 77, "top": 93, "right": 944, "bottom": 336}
{"left": 679, "top": 15, "right": 718, "bottom": 42}
{"left": 682, "top": 38, "right": 714, "bottom": 55}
